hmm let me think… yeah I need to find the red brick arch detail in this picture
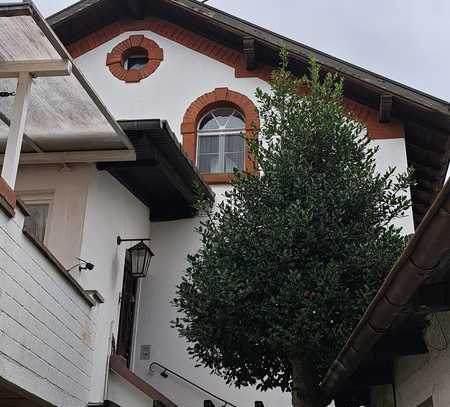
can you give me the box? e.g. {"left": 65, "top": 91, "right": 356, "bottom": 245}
{"left": 343, "top": 99, "right": 404, "bottom": 139}
{"left": 69, "top": 18, "right": 403, "bottom": 139}
{"left": 181, "top": 88, "right": 260, "bottom": 185}
{"left": 106, "top": 34, "right": 163, "bottom": 83}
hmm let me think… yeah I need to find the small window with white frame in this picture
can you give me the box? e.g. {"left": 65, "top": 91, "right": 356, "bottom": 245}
{"left": 19, "top": 191, "right": 54, "bottom": 245}
{"left": 197, "top": 108, "right": 246, "bottom": 174}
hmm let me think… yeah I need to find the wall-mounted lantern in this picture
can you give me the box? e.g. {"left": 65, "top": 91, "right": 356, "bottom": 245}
{"left": 117, "top": 236, "right": 154, "bottom": 278}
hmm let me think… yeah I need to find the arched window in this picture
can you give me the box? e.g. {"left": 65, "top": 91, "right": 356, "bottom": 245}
{"left": 197, "top": 108, "right": 245, "bottom": 174}
{"left": 181, "top": 88, "right": 260, "bottom": 184}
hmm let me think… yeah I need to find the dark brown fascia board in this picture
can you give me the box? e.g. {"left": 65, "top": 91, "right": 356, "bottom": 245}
{"left": 48, "top": 0, "right": 450, "bottom": 118}
{"left": 321, "top": 176, "right": 450, "bottom": 398}
{"left": 119, "top": 119, "right": 214, "bottom": 201}
{"left": 47, "top": 0, "right": 105, "bottom": 26}
{"left": 167, "top": 0, "right": 450, "bottom": 114}
{"left": 109, "top": 353, "right": 178, "bottom": 407}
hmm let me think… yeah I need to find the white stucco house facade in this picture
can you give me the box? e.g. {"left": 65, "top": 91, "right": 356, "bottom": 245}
{"left": 0, "top": 1, "right": 450, "bottom": 407}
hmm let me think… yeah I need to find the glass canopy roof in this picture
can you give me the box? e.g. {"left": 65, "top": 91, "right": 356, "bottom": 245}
{"left": 0, "top": 3, "right": 132, "bottom": 153}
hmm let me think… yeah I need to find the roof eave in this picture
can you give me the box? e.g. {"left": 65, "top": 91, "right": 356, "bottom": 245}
{"left": 168, "top": 0, "right": 450, "bottom": 115}
{"left": 97, "top": 119, "right": 213, "bottom": 221}
{"left": 48, "top": 0, "right": 450, "bottom": 118}
{"left": 321, "top": 176, "right": 450, "bottom": 398}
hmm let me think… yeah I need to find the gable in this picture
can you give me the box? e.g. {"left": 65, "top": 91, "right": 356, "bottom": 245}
{"left": 49, "top": 0, "right": 450, "bottom": 227}
{"left": 67, "top": 16, "right": 404, "bottom": 139}
{"left": 71, "top": 19, "right": 270, "bottom": 140}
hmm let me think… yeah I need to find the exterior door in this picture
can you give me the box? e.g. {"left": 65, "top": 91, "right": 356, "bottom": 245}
{"left": 117, "top": 252, "right": 138, "bottom": 367}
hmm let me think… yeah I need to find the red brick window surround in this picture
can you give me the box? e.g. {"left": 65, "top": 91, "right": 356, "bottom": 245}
{"left": 106, "top": 35, "right": 164, "bottom": 83}
{"left": 181, "top": 88, "right": 260, "bottom": 185}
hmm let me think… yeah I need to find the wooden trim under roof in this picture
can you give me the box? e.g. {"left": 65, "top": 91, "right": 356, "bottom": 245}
{"left": 98, "top": 120, "right": 214, "bottom": 221}
{"left": 48, "top": 0, "right": 450, "bottom": 120}
{"left": 47, "top": 0, "right": 450, "bottom": 226}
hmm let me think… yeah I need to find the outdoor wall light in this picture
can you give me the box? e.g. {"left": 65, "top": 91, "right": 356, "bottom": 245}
{"left": 117, "top": 236, "right": 154, "bottom": 279}
{"left": 0, "top": 91, "right": 15, "bottom": 97}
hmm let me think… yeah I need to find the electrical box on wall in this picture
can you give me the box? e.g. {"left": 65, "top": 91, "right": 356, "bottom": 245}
{"left": 140, "top": 344, "right": 151, "bottom": 360}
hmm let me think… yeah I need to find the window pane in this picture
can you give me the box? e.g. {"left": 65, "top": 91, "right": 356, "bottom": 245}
{"left": 225, "top": 152, "right": 244, "bottom": 172}
{"left": 199, "top": 154, "right": 220, "bottom": 173}
{"left": 126, "top": 56, "right": 149, "bottom": 70}
{"left": 199, "top": 135, "right": 219, "bottom": 154}
{"left": 225, "top": 112, "right": 245, "bottom": 129}
{"left": 199, "top": 113, "right": 220, "bottom": 130}
{"left": 23, "top": 204, "right": 49, "bottom": 243}
{"left": 225, "top": 134, "right": 244, "bottom": 153}
{"left": 213, "top": 108, "right": 235, "bottom": 127}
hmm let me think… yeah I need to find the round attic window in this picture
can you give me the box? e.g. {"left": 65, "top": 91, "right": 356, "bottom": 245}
{"left": 106, "top": 35, "right": 164, "bottom": 83}
{"left": 123, "top": 47, "right": 149, "bottom": 71}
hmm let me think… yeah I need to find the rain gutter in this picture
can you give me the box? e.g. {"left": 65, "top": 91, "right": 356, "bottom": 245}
{"left": 321, "top": 177, "right": 450, "bottom": 397}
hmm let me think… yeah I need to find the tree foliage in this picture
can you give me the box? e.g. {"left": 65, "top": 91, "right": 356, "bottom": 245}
{"left": 173, "top": 53, "right": 412, "bottom": 406}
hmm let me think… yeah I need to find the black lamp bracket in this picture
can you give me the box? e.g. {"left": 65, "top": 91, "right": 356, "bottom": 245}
{"left": 117, "top": 236, "right": 151, "bottom": 246}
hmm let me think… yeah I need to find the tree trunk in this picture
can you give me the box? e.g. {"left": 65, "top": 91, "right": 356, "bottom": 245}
{"left": 290, "top": 354, "right": 322, "bottom": 407}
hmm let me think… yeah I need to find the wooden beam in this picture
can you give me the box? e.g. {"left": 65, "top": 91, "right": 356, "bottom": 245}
{"left": 415, "top": 281, "right": 450, "bottom": 314}
{"left": 407, "top": 144, "right": 444, "bottom": 169}
{"left": 0, "top": 150, "right": 136, "bottom": 165}
{"left": 1, "top": 72, "right": 32, "bottom": 188}
{"left": 0, "top": 59, "right": 72, "bottom": 78}
{"left": 126, "top": 0, "right": 144, "bottom": 18}
{"left": 379, "top": 94, "right": 393, "bottom": 123}
{"left": 100, "top": 148, "right": 194, "bottom": 204}
{"left": 411, "top": 188, "right": 433, "bottom": 206}
{"left": 243, "top": 37, "right": 257, "bottom": 70}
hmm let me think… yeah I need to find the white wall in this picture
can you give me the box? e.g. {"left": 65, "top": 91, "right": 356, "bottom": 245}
{"left": 75, "top": 29, "right": 414, "bottom": 233}
{"left": 370, "top": 312, "right": 450, "bottom": 407}
{"left": 78, "top": 168, "right": 151, "bottom": 403}
{"left": 0, "top": 202, "right": 96, "bottom": 406}
{"left": 75, "top": 29, "right": 271, "bottom": 138}
{"left": 15, "top": 164, "right": 91, "bottom": 269}
{"left": 75, "top": 25, "right": 414, "bottom": 406}
{"left": 107, "top": 371, "right": 154, "bottom": 407}
{"left": 392, "top": 312, "right": 450, "bottom": 407}
{"left": 372, "top": 138, "right": 414, "bottom": 234}
{"left": 133, "top": 216, "right": 292, "bottom": 407}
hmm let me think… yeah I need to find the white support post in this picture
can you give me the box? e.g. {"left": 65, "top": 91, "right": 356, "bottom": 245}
{"left": 1, "top": 72, "right": 32, "bottom": 188}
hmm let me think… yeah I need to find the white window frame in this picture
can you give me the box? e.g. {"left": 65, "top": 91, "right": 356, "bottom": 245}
{"left": 196, "top": 109, "right": 245, "bottom": 174}
{"left": 18, "top": 190, "right": 54, "bottom": 246}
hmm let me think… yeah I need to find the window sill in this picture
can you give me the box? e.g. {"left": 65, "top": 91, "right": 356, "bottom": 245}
{"left": 201, "top": 169, "right": 259, "bottom": 185}
{"left": 201, "top": 173, "right": 235, "bottom": 185}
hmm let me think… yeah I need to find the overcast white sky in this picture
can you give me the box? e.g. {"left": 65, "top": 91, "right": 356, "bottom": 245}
{"left": 33, "top": 0, "right": 450, "bottom": 102}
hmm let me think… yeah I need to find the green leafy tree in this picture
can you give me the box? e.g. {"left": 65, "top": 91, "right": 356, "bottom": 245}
{"left": 173, "top": 54, "right": 412, "bottom": 407}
